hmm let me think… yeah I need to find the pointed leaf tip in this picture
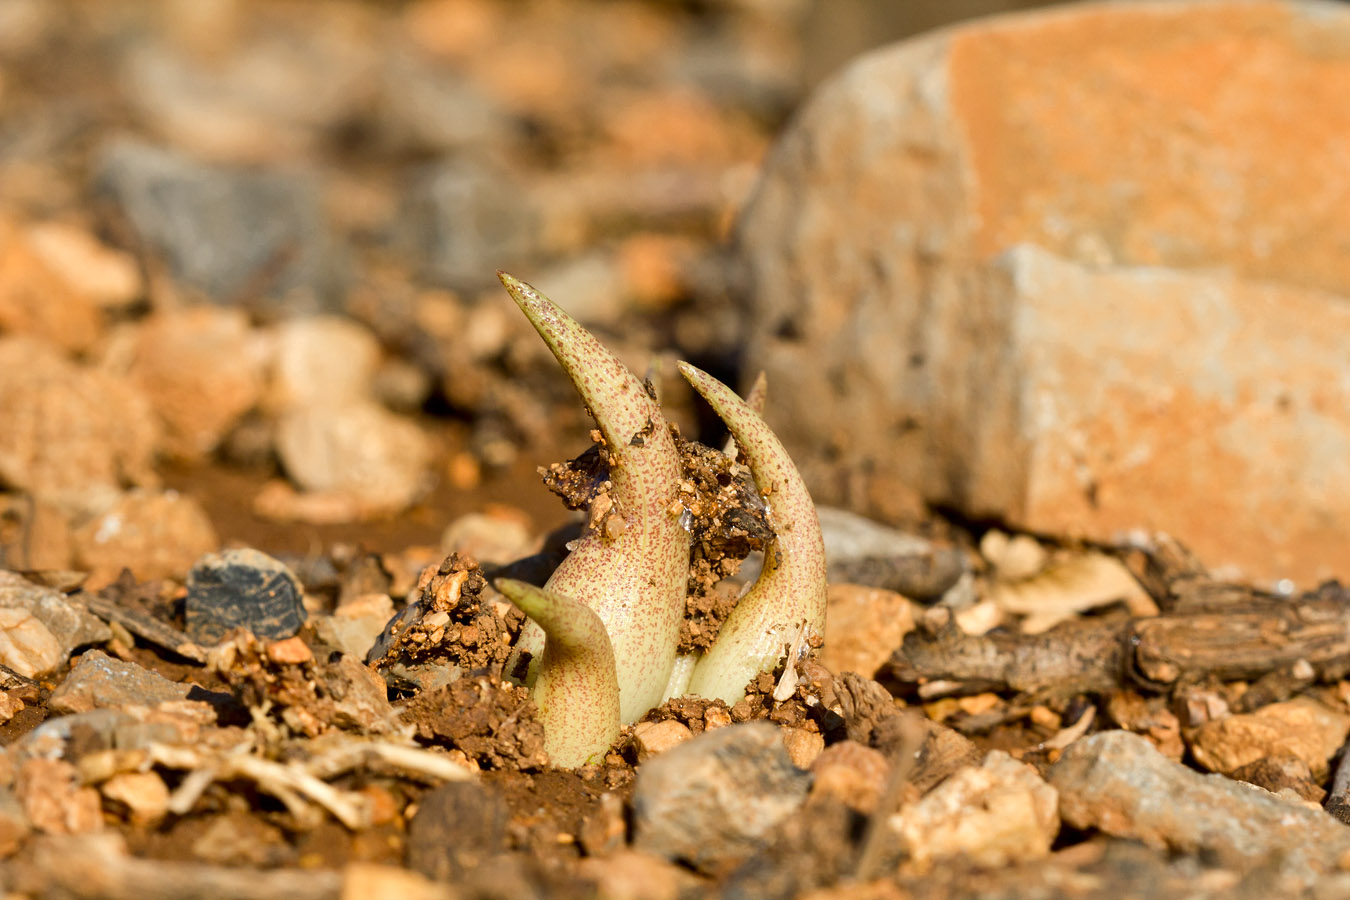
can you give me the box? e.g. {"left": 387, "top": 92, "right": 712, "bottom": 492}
{"left": 493, "top": 578, "right": 621, "bottom": 768}
{"left": 678, "top": 361, "right": 827, "bottom": 706}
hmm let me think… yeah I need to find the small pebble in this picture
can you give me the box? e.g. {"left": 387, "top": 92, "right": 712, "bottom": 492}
{"left": 632, "top": 720, "right": 692, "bottom": 762}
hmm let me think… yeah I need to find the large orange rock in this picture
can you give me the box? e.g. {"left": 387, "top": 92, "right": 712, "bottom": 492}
{"left": 738, "top": 0, "right": 1350, "bottom": 583}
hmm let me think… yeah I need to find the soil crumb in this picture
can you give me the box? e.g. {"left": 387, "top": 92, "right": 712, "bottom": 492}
{"left": 369, "top": 553, "right": 525, "bottom": 679}
{"left": 538, "top": 429, "right": 774, "bottom": 652}
{"left": 402, "top": 676, "right": 547, "bottom": 770}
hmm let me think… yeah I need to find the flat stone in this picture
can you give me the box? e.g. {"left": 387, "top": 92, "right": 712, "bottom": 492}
{"left": 1189, "top": 697, "right": 1350, "bottom": 781}
{"left": 121, "top": 16, "right": 376, "bottom": 164}
{"left": 48, "top": 651, "right": 193, "bottom": 715}
{"left": 95, "top": 140, "right": 345, "bottom": 313}
{"left": 396, "top": 158, "right": 538, "bottom": 291}
{"left": 15, "top": 709, "right": 185, "bottom": 765}
{"left": 1051, "top": 730, "right": 1350, "bottom": 883}
{"left": 184, "top": 548, "right": 307, "bottom": 644}
{"left": 440, "top": 510, "right": 537, "bottom": 566}
{"left": 632, "top": 721, "right": 811, "bottom": 873}
{"left": 738, "top": 0, "right": 1350, "bottom": 583}
{"left": 889, "top": 751, "right": 1059, "bottom": 871}
{"left": 819, "top": 507, "right": 966, "bottom": 600}
{"left": 0, "top": 572, "right": 111, "bottom": 676}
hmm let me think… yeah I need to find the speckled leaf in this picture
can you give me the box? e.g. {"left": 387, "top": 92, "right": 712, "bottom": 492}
{"left": 679, "top": 362, "right": 827, "bottom": 705}
{"left": 494, "top": 579, "right": 620, "bottom": 768}
{"left": 498, "top": 273, "right": 689, "bottom": 723}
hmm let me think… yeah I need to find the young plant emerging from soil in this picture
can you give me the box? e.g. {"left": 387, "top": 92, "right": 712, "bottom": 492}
{"left": 494, "top": 272, "right": 827, "bottom": 767}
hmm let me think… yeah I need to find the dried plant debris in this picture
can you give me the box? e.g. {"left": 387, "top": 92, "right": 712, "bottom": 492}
{"left": 368, "top": 553, "right": 525, "bottom": 684}
{"left": 676, "top": 432, "right": 774, "bottom": 649}
{"left": 211, "top": 631, "right": 403, "bottom": 737}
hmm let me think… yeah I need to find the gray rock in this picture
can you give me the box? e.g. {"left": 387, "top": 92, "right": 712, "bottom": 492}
{"left": 0, "top": 572, "right": 110, "bottom": 669}
{"left": 632, "top": 721, "right": 811, "bottom": 873}
{"left": 817, "top": 507, "right": 966, "bottom": 599}
{"left": 48, "top": 651, "right": 193, "bottom": 715}
{"left": 318, "top": 653, "right": 403, "bottom": 735}
{"left": 1050, "top": 730, "right": 1350, "bottom": 885}
{"left": 397, "top": 158, "right": 538, "bottom": 291}
{"left": 95, "top": 140, "right": 344, "bottom": 313}
{"left": 378, "top": 49, "right": 512, "bottom": 155}
{"left": 184, "top": 548, "right": 306, "bottom": 645}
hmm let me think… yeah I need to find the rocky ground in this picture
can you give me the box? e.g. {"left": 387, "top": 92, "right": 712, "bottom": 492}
{"left": 4, "top": 1, "right": 1350, "bottom": 898}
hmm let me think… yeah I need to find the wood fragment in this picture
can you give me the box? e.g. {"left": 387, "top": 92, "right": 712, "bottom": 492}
{"left": 885, "top": 583, "right": 1350, "bottom": 698}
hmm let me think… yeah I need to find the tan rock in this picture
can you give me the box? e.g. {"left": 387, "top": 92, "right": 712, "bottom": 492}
{"left": 123, "top": 308, "right": 265, "bottom": 460}
{"left": 631, "top": 720, "right": 693, "bottom": 762}
{"left": 273, "top": 401, "right": 432, "bottom": 518}
{"left": 1190, "top": 697, "right": 1350, "bottom": 781}
{"left": 72, "top": 489, "right": 218, "bottom": 583}
{"left": 268, "top": 315, "right": 381, "bottom": 412}
{"left": 819, "top": 584, "right": 914, "bottom": 678}
{"left": 0, "top": 607, "right": 63, "bottom": 678}
{"left": 889, "top": 751, "right": 1058, "bottom": 870}
{"left": 340, "top": 862, "right": 454, "bottom": 900}
{"left": 739, "top": 0, "right": 1350, "bottom": 583}
{"left": 440, "top": 508, "right": 537, "bottom": 565}
{"left": 780, "top": 727, "right": 824, "bottom": 770}
{"left": 576, "top": 849, "right": 700, "bottom": 900}
{"left": 0, "top": 218, "right": 102, "bottom": 352}
{"left": 0, "top": 691, "right": 24, "bottom": 725}
{"left": 0, "top": 495, "right": 73, "bottom": 571}
{"left": 25, "top": 221, "right": 142, "bottom": 308}
{"left": 810, "top": 740, "right": 890, "bottom": 814}
{"left": 0, "top": 337, "right": 159, "bottom": 515}
{"left": 0, "top": 786, "right": 29, "bottom": 858}
{"left": 100, "top": 771, "right": 169, "bottom": 826}
{"left": 16, "top": 758, "right": 102, "bottom": 835}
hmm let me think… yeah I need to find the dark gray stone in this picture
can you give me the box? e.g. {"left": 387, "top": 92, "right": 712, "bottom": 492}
{"left": 96, "top": 140, "right": 345, "bottom": 314}
{"left": 397, "top": 158, "right": 538, "bottom": 291}
{"left": 185, "top": 548, "right": 306, "bottom": 644}
{"left": 818, "top": 507, "right": 966, "bottom": 600}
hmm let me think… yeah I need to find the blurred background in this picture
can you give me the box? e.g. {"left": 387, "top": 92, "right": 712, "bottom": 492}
{"left": 0, "top": 0, "right": 1062, "bottom": 580}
